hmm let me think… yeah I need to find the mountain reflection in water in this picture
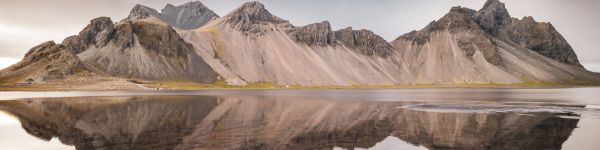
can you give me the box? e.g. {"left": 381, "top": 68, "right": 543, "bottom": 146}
{"left": 0, "top": 95, "right": 584, "bottom": 150}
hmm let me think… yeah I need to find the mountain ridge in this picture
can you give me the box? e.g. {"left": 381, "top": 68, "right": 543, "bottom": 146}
{"left": 127, "top": 1, "right": 219, "bottom": 30}
{"left": 1, "top": 0, "right": 598, "bottom": 89}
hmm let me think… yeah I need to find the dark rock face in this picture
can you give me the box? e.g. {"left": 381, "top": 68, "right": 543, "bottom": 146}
{"left": 510, "top": 17, "right": 582, "bottom": 67}
{"left": 289, "top": 22, "right": 394, "bottom": 57}
{"left": 78, "top": 17, "right": 114, "bottom": 48}
{"left": 132, "top": 22, "right": 189, "bottom": 58}
{"left": 67, "top": 17, "right": 192, "bottom": 58}
{"left": 113, "top": 21, "right": 135, "bottom": 49}
{"left": 225, "top": 1, "right": 289, "bottom": 32}
{"left": 473, "top": 0, "right": 581, "bottom": 67}
{"left": 397, "top": 30, "right": 430, "bottom": 46}
{"left": 57, "top": 17, "right": 218, "bottom": 83}
{"left": 333, "top": 27, "right": 394, "bottom": 57}
{"left": 61, "top": 36, "right": 86, "bottom": 55}
{"left": 474, "top": 0, "right": 513, "bottom": 36}
{"left": 397, "top": 6, "right": 503, "bottom": 65}
{"left": 65, "top": 17, "right": 118, "bottom": 54}
{"left": 290, "top": 21, "right": 335, "bottom": 46}
{"left": 127, "top": 4, "right": 160, "bottom": 20}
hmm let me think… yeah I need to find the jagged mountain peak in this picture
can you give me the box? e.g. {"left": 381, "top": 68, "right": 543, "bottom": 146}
{"left": 397, "top": 6, "right": 480, "bottom": 44}
{"left": 510, "top": 15, "right": 582, "bottom": 67}
{"left": 481, "top": 0, "right": 505, "bottom": 10}
{"left": 78, "top": 17, "right": 115, "bottom": 49}
{"left": 479, "top": 0, "right": 509, "bottom": 17}
{"left": 224, "top": 1, "right": 288, "bottom": 31}
{"left": 238, "top": 1, "right": 267, "bottom": 12}
{"left": 475, "top": 0, "right": 512, "bottom": 36}
{"left": 227, "top": 1, "right": 270, "bottom": 18}
{"left": 161, "top": 1, "right": 212, "bottom": 14}
{"left": 128, "top": 4, "right": 160, "bottom": 20}
{"left": 433, "top": 6, "right": 480, "bottom": 32}
{"left": 126, "top": 1, "right": 218, "bottom": 30}
{"left": 449, "top": 6, "right": 476, "bottom": 15}
{"left": 177, "top": 1, "right": 207, "bottom": 8}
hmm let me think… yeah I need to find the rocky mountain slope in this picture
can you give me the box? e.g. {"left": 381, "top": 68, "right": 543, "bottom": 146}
{"left": 180, "top": 2, "right": 408, "bottom": 85}
{"left": 0, "top": 0, "right": 598, "bottom": 88}
{"left": 69, "top": 17, "right": 218, "bottom": 83}
{"left": 0, "top": 41, "right": 95, "bottom": 82}
{"left": 392, "top": 0, "right": 599, "bottom": 84}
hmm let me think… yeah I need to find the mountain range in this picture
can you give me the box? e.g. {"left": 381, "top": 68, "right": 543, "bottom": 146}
{"left": 1, "top": 0, "right": 599, "bottom": 89}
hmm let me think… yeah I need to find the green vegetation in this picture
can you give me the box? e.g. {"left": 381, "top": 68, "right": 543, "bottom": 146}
{"left": 1, "top": 78, "right": 598, "bottom": 91}
{"left": 143, "top": 80, "right": 600, "bottom": 91}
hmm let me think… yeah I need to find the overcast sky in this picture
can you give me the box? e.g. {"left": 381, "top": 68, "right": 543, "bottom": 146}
{"left": 1, "top": 0, "right": 599, "bottom": 71}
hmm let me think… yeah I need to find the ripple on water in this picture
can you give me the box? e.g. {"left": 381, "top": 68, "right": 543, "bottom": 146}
{"left": 399, "top": 103, "right": 600, "bottom": 119}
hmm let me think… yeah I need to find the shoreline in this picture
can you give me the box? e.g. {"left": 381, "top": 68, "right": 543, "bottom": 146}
{"left": 1, "top": 81, "right": 598, "bottom": 92}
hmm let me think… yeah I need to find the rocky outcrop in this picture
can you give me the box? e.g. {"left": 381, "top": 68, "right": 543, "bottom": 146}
{"left": 127, "top": 1, "right": 218, "bottom": 30}
{"left": 397, "top": 6, "right": 502, "bottom": 65}
{"left": 289, "top": 22, "right": 394, "bottom": 57}
{"left": 472, "top": 0, "right": 582, "bottom": 67}
{"left": 391, "top": 0, "right": 600, "bottom": 84}
{"left": 333, "top": 27, "right": 394, "bottom": 57}
{"left": 510, "top": 16, "right": 582, "bottom": 67}
{"left": 71, "top": 17, "right": 218, "bottom": 83}
{"left": 77, "top": 17, "right": 115, "bottom": 49}
{"left": 0, "top": 41, "right": 92, "bottom": 82}
{"left": 289, "top": 21, "right": 335, "bottom": 46}
{"left": 474, "top": 0, "right": 513, "bottom": 36}
{"left": 127, "top": 4, "right": 160, "bottom": 20}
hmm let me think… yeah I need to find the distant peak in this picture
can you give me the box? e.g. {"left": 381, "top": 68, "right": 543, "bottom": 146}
{"left": 128, "top": 4, "right": 159, "bottom": 20}
{"left": 241, "top": 1, "right": 265, "bottom": 10}
{"left": 125, "top": 1, "right": 218, "bottom": 30}
{"left": 482, "top": 0, "right": 503, "bottom": 9}
{"left": 182, "top": 1, "right": 207, "bottom": 7}
{"left": 225, "top": 1, "right": 288, "bottom": 31}
{"left": 163, "top": 1, "right": 208, "bottom": 10}
{"left": 131, "top": 4, "right": 155, "bottom": 12}
{"left": 165, "top": 4, "right": 176, "bottom": 8}
{"left": 230, "top": 1, "right": 270, "bottom": 17}
{"left": 480, "top": 0, "right": 508, "bottom": 13}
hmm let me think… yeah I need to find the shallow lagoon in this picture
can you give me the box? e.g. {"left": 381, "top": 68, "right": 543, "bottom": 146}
{"left": 1, "top": 88, "right": 599, "bottom": 150}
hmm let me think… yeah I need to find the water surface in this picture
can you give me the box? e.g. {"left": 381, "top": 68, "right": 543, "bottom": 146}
{"left": 1, "top": 88, "right": 599, "bottom": 150}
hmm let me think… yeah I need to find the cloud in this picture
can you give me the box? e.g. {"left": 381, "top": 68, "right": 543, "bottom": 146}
{"left": 583, "top": 63, "right": 600, "bottom": 73}
{"left": 0, "top": 57, "right": 20, "bottom": 70}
